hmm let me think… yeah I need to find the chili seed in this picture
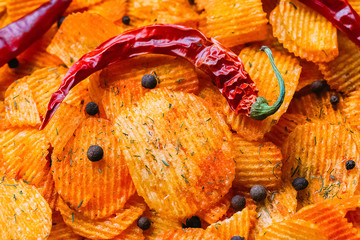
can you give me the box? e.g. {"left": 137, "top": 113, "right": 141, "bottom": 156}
{"left": 310, "top": 80, "right": 325, "bottom": 94}
{"left": 184, "top": 216, "right": 201, "bottom": 228}
{"left": 87, "top": 145, "right": 104, "bottom": 162}
{"left": 231, "top": 236, "right": 245, "bottom": 240}
{"left": 85, "top": 102, "right": 99, "bottom": 116}
{"left": 122, "top": 16, "right": 130, "bottom": 25}
{"left": 346, "top": 160, "right": 356, "bottom": 170}
{"left": 137, "top": 216, "right": 151, "bottom": 230}
{"left": 330, "top": 95, "right": 339, "bottom": 105}
{"left": 57, "top": 16, "right": 66, "bottom": 28}
{"left": 8, "top": 58, "right": 19, "bottom": 68}
{"left": 141, "top": 74, "right": 157, "bottom": 89}
{"left": 231, "top": 195, "right": 246, "bottom": 212}
{"left": 250, "top": 185, "right": 267, "bottom": 202}
{"left": 292, "top": 177, "right": 309, "bottom": 191}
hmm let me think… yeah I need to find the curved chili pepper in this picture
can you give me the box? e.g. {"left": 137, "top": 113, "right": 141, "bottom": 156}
{"left": 0, "top": 0, "right": 72, "bottom": 67}
{"left": 39, "top": 24, "right": 285, "bottom": 130}
{"left": 298, "top": 0, "right": 360, "bottom": 48}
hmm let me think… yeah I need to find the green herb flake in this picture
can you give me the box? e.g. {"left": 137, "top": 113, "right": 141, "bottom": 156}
{"left": 78, "top": 200, "right": 83, "bottom": 208}
{"left": 162, "top": 160, "right": 170, "bottom": 167}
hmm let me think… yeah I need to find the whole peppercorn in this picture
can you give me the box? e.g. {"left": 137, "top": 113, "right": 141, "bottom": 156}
{"left": 85, "top": 102, "right": 99, "bottom": 116}
{"left": 250, "top": 185, "right": 267, "bottom": 202}
{"left": 57, "top": 16, "right": 66, "bottom": 28}
{"left": 231, "top": 195, "right": 246, "bottom": 212}
{"left": 292, "top": 177, "right": 309, "bottom": 191}
{"left": 310, "top": 80, "right": 326, "bottom": 94}
{"left": 141, "top": 74, "right": 157, "bottom": 89}
{"left": 8, "top": 58, "right": 19, "bottom": 68}
{"left": 184, "top": 216, "right": 202, "bottom": 228}
{"left": 346, "top": 160, "right": 356, "bottom": 170}
{"left": 330, "top": 95, "right": 340, "bottom": 105}
{"left": 137, "top": 216, "right": 151, "bottom": 230}
{"left": 231, "top": 236, "right": 245, "bottom": 240}
{"left": 122, "top": 16, "right": 130, "bottom": 25}
{"left": 87, "top": 145, "right": 104, "bottom": 162}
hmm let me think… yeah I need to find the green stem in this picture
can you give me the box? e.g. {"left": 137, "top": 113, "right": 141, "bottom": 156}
{"left": 249, "top": 46, "right": 285, "bottom": 120}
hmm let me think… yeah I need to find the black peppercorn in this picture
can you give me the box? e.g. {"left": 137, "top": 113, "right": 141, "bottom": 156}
{"left": 122, "top": 16, "right": 130, "bottom": 25}
{"left": 292, "top": 177, "right": 309, "bottom": 191}
{"left": 141, "top": 74, "right": 157, "bottom": 89}
{"left": 330, "top": 95, "right": 339, "bottom": 105}
{"left": 231, "top": 195, "right": 246, "bottom": 212}
{"left": 346, "top": 160, "right": 356, "bottom": 170}
{"left": 8, "top": 58, "right": 19, "bottom": 68}
{"left": 137, "top": 216, "right": 151, "bottom": 230}
{"left": 184, "top": 216, "right": 202, "bottom": 228}
{"left": 231, "top": 236, "right": 245, "bottom": 240}
{"left": 85, "top": 102, "right": 99, "bottom": 116}
{"left": 310, "top": 80, "right": 326, "bottom": 94}
{"left": 250, "top": 185, "right": 267, "bottom": 202}
{"left": 87, "top": 145, "right": 104, "bottom": 162}
{"left": 57, "top": 16, "right": 66, "bottom": 28}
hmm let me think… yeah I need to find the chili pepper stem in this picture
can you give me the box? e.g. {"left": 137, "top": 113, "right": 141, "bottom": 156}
{"left": 249, "top": 46, "right": 285, "bottom": 120}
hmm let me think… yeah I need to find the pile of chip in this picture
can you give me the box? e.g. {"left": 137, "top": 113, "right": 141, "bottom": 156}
{"left": 0, "top": 0, "right": 360, "bottom": 239}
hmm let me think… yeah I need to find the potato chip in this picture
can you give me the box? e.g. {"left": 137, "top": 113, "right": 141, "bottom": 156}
{"left": 6, "top": 0, "right": 48, "bottom": 22}
{"left": 1, "top": 128, "right": 50, "bottom": 185}
{"left": 0, "top": 177, "right": 52, "bottom": 239}
{"left": 65, "top": 0, "right": 103, "bottom": 13}
{"left": 197, "top": 193, "right": 231, "bottom": 225}
{"left": 53, "top": 118, "right": 135, "bottom": 219}
{"left": 44, "top": 103, "right": 86, "bottom": 155}
{"left": 4, "top": 81, "right": 41, "bottom": 127}
{"left": 47, "top": 12, "right": 122, "bottom": 67}
{"left": 296, "top": 60, "right": 324, "bottom": 91}
{"left": 127, "top": 0, "right": 199, "bottom": 28}
{"left": 346, "top": 209, "right": 360, "bottom": 230}
{"left": 88, "top": 0, "right": 127, "bottom": 24}
{"left": 160, "top": 228, "right": 215, "bottom": 240}
{"left": 58, "top": 195, "right": 146, "bottom": 239}
{"left": 114, "top": 89, "right": 235, "bottom": 219}
{"left": 23, "top": 66, "right": 67, "bottom": 118}
{"left": 294, "top": 198, "right": 360, "bottom": 240}
{"left": 287, "top": 91, "right": 345, "bottom": 125}
{"left": 49, "top": 211, "right": 82, "bottom": 240}
{"left": 342, "top": 90, "right": 360, "bottom": 130}
{"left": 142, "top": 209, "right": 182, "bottom": 240}
{"left": 265, "top": 113, "right": 308, "bottom": 147}
{"left": 225, "top": 45, "right": 301, "bottom": 141}
{"left": 257, "top": 219, "right": 327, "bottom": 240}
{"left": 318, "top": 33, "right": 360, "bottom": 95}
{"left": 64, "top": 79, "right": 90, "bottom": 107}
{"left": 206, "top": 207, "right": 257, "bottom": 240}
{"left": 0, "top": 101, "right": 11, "bottom": 131}
{"left": 232, "top": 135, "right": 282, "bottom": 190}
{"left": 349, "top": 0, "right": 360, "bottom": 14}
{"left": 282, "top": 122, "right": 360, "bottom": 207}
{"left": 198, "top": 0, "right": 270, "bottom": 47}
{"left": 35, "top": 165, "right": 58, "bottom": 210}
{"left": 110, "top": 222, "right": 144, "bottom": 240}
{"left": 270, "top": 0, "right": 338, "bottom": 62}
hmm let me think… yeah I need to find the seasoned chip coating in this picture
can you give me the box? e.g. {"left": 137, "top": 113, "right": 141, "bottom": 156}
{"left": 0, "top": 178, "right": 52, "bottom": 239}
{"left": 1, "top": 128, "right": 50, "bottom": 185}
{"left": 282, "top": 123, "right": 360, "bottom": 207}
{"left": 232, "top": 135, "right": 282, "bottom": 190}
{"left": 199, "top": 0, "right": 270, "bottom": 47}
{"left": 349, "top": 0, "right": 360, "bottom": 14}
{"left": 5, "top": 81, "right": 41, "bottom": 127}
{"left": 35, "top": 165, "right": 58, "bottom": 210}
{"left": 197, "top": 193, "right": 232, "bottom": 225}
{"left": 48, "top": 211, "right": 82, "bottom": 240}
{"left": 160, "top": 228, "right": 216, "bottom": 240}
{"left": 206, "top": 207, "right": 257, "bottom": 240}
{"left": 58, "top": 195, "right": 146, "bottom": 239}
{"left": 127, "top": 0, "right": 199, "bottom": 28}
{"left": 88, "top": 0, "right": 127, "bottom": 24}
{"left": 53, "top": 118, "right": 135, "bottom": 219}
{"left": 296, "top": 60, "right": 324, "bottom": 91}
{"left": 318, "top": 34, "right": 360, "bottom": 95}
{"left": 110, "top": 222, "right": 144, "bottom": 240}
{"left": 256, "top": 219, "right": 327, "bottom": 240}
{"left": 47, "top": 12, "right": 121, "bottom": 67}
{"left": 225, "top": 45, "right": 301, "bottom": 141}
{"left": 114, "top": 89, "right": 235, "bottom": 219}
{"left": 343, "top": 90, "right": 360, "bottom": 130}
{"left": 270, "top": 0, "right": 338, "bottom": 62}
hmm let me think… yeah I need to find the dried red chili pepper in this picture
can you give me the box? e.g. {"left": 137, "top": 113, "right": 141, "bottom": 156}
{"left": 0, "top": 0, "right": 72, "bottom": 67}
{"left": 298, "top": 0, "right": 360, "bottom": 48}
{"left": 39, "top": 24, "right": 285, "bottom": 129}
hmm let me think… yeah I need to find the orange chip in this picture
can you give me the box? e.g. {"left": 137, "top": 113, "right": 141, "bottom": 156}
{"left": 48, "top": 211, "right": 82, "bottom": 240}
{"left": 270, "top": 0, "right": 338, "bottom": 62}
{"left": 296, "top": 60, "right": 324, "bottom": 91}
{"left": 6, "top": 0, "right": 48, "bottom": 22}
{"left": 64, "top": 80, "right": 90, "bottom": 107}
{"left": 88, "top": 0, "right": 127, "bottom": 24}
{"left": 47, "top": 12, "right": 122, "bottom": 67}
{"left": 206, "top": 207, "right": 257, "bottom": 240}
{"left": 232, "top": 135, "right": 282, "bottom": 190}
{"left": 35, "top": 165, "right": 58, "bottom": 210}
{"left": 4, "top": 81, "right": 41, "bottom": 127}
{"left": 0, "top": 177, "right": 52, "bottom": 239}
{"left": 53, "top": 118, "right": 135, "bottom": 219}
{"left": 225, "top": 45, "right": 301, "bottom": 141}
{"left": 282, "top": 122, "right": 360, "bottom": 207}
{"left": 257, "top": 219, "right": 327, "bottom": 240}
{"left": 198, "top": 0, "right": 270, "bottom": 47}
{"left": 294, "top": 197, "right": 360, "bottom": 240}
{"left": 349, "top": 0, "right": 360, "bottom": 14}
{"left": 287, "top": 91, "right": 345, "bottom": 125}
{"left": 265, "top": 113, "right": 309, "bottom": 147}
{"left": 110, "top": 222, "right": 144, "bottom": 240}
{"left": 160, "top": 228, "right": 215, "bottom": 240}
{"left": 44, "top": 103, "right": 86, "bottom": 155}
{"left": 318, "top": 33, "right": 360, "bottom": 95}
{"left": 65, "top": 0, "right": 103, "bottom": 13}
{"left": 0, "top": 101, "right": 11, "bottom": 130}
{"left": 58, "top": 195, "right": 146, "bottom": 239}
{"left": 1, "top": 128, "right": 50, "bottom": 185}
{"left": 343, "top": 90, "right": 360, "bottom": 130}
{"left": 23, "top": 66, "right": 67, "bottom": 118}
{"left": 197, "top": 193, "right": 232, "bottom": 225}
{"left": 114, "top": 89, "right": 235, "bottom": 219}
{"left": 127, "top": 0, "right": 199, "bottom": 28}
{"left": 346, "top": 209, "right": 360, "bottom": 230}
